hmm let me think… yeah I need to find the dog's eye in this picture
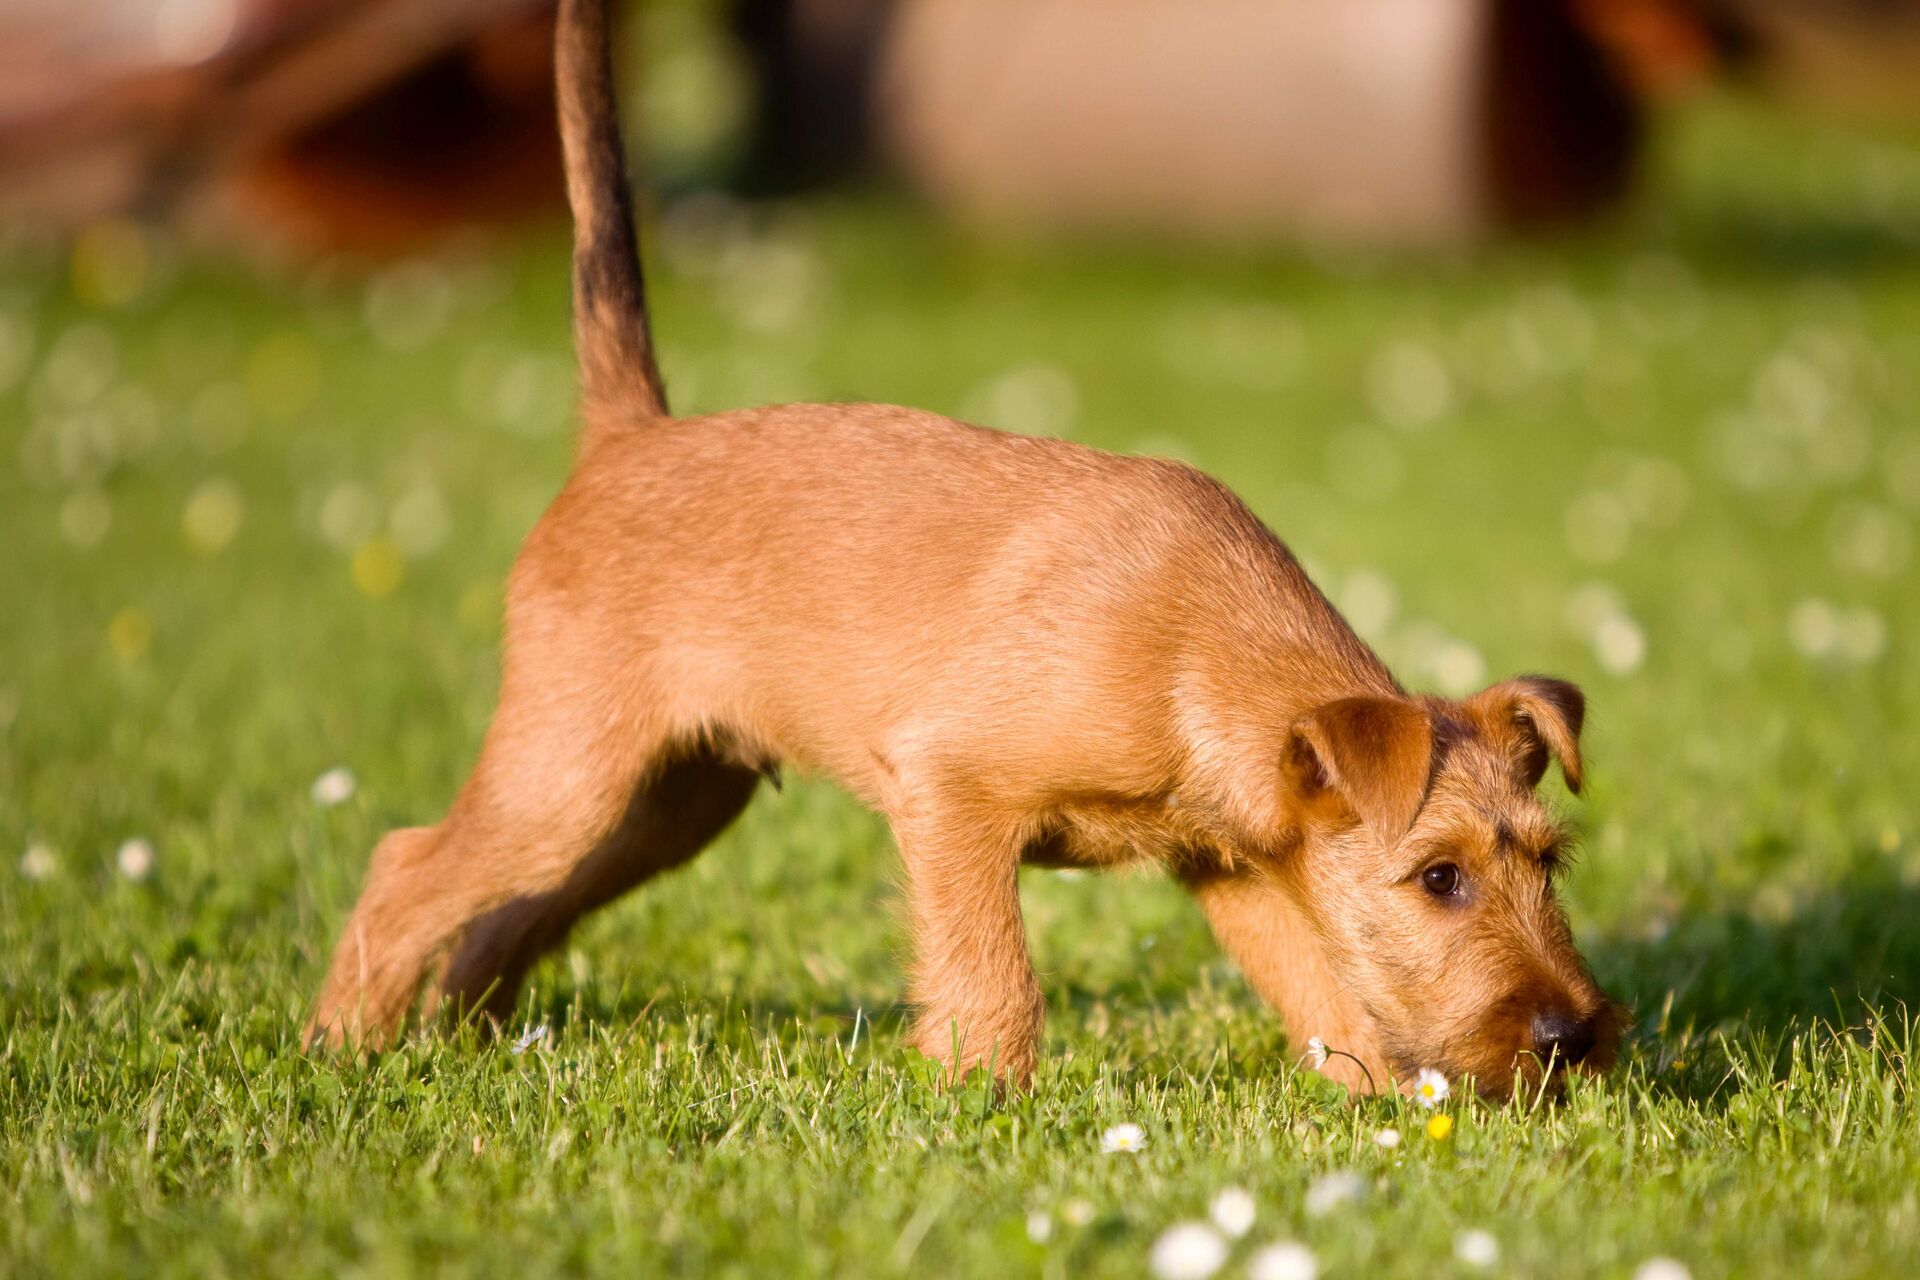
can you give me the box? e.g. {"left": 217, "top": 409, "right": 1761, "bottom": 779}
{"left": 1421, "top": 863, "right": 1462, "bottom": 897}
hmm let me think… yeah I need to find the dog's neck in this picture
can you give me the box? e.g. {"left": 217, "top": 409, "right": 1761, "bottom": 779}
{"left": 1159, "top": 568, "right": 1405, "bottom": 855}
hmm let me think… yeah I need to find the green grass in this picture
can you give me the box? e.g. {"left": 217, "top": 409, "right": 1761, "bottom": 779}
{"left": 5, "top": 99, "right": 1920, "bottom": 1277}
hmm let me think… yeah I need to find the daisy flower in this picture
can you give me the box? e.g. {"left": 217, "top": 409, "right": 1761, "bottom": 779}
{"left": 20, "top": 843, "right": 57, "bottom": 881}
{"left": 1412, "top": 1068, "right": 1449, "bottom": 1107}
{"left": 116, "top": 837, "right": 154, "bottom": 882}
{"left": 1303, "top": 1170, "right": 1366, "bottom": 1217}
{"left": 1100, "top": 1122, "right": 1147, "bottom": 1155}
{"left": 1373, "top": 1127, "right": 1402, "bottom": 1150}
{"left": 311, "top": 766, "right": 356, "bottom": 807}
{"left": 1634, "top": 1259, "right": 1691, "bottom": 1280}
{"left": 1249, "top": 1241, "right": 1318, "bottom": 1280}
{"left": 1148, "top": 1222, "right": 1227, "bottom": 1280}
{"left": 1025, "top": 1211, "right": 1053, "bottom": 1244}
{"left": 1304, "top": 1037, "right": 1329, "bottom": 1068}
{"left": 1455, "top": 1229, "right": 1499, "bottom": 1268}
{"left": 1208, "top": 1186, "right": 1255, "bottom": 1238}
{"left": 509, "top": 1023, "right": 549, "bottom": 1055}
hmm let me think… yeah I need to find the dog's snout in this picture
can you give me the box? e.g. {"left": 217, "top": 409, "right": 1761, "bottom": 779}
{"left": 1530, "top": 1009, "right": 1598, "bottom": 1066}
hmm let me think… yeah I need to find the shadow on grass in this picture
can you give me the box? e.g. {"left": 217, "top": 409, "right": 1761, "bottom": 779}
{"left": 1661, "top": 204, "right": 1920, "bottom": 278}
{"left": 1593, "top": 858, "right": 1920, "bottom": 1044}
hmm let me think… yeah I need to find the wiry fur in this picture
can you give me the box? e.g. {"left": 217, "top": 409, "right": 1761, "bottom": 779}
{"left": 307, "top": 0, "right": 1618, "bottom": 1098}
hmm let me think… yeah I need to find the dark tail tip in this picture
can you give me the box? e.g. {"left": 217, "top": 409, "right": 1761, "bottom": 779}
{"left": 555, "top": 0, "right": 668, "bottom": 419}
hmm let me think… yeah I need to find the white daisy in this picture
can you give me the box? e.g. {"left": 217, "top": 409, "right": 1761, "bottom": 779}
{"left": 1100, "top": 1123, "right": 1147, "bottom": 1155}
{"left": 1303, "top": 1170, "right": 1366, "bottom": 1217}
{"left": 1025, "top": 1211, "right": 1053, "bottom": 1244}
{"left": 1249, "top": 1241, "right": 1318, "bottom": 1280}
{"left": 1412, "top": 1068, "right": 1450, "bottom": 1108}
{"left": 311, "top": 766, "right": 356, "bottom": 807}
{"left": 19, "top": 843, "right": 57, "bottom": 881}
{"left": 1374, "top": 1127, "right": 1402, "bottom": 1149}
{"left": 115, "top": 837, "right": 154, "bottom": 882}
{"left": 1304, "top": 1037, "right": 1329, "bottom": 1068}
{"left": 1455, "top": 1229, "right": 1499, "bottom": 1268}
{"left": 1634, "top": 1259, "right": 1691, "bottom": 1280}
{"left": 1148, "top": 1222, "right": 1227, "bottom": 1280}
{"left": 509, "top": 1023, "right": 549, "bottom": 1055}
{"left": 1208, "top": 1186, "right": 1255, "bottom": 1238}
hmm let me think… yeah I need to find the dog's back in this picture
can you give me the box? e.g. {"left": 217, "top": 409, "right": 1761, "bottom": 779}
{"left": 529, "top": 383, "right": 1386, "bottom": 819}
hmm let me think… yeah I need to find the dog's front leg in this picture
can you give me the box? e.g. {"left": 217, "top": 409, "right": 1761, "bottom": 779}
{"left": 1184, "top": 867, "right": 1390, "bottom": 1094}
{"left": 893, "top": 808, "right": 1044, "bottom": 1087}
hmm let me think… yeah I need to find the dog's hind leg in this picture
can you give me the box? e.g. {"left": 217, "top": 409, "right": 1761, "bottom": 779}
{"left": 306, "top": 650, "right": 758, "bottom": 1050}
{"left": 428, "top": 750, "right": 758, "bottom": 1028}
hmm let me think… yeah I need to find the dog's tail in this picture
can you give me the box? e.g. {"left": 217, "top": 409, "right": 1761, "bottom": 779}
{"left": 555, "top": 0, "right": 669, "bottom": 419}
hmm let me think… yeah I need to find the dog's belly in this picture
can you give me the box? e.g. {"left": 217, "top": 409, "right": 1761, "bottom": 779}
{"left": 1021, "top": 792, "right": 1226, "bottom": 872}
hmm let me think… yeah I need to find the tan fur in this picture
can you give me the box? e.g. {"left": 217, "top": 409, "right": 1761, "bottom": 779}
{"left": 306, "top": 0, "right": 1618, "bottom": 1099}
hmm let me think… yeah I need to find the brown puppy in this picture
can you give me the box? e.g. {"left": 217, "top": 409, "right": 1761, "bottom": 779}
{"left": 308, "top": 0, "right": 1619, "bottom": 1097}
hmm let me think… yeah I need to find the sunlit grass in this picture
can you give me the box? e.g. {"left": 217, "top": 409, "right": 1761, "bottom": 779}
{"left": 4, "top": 98, "right": 1919, "bottom": 1277}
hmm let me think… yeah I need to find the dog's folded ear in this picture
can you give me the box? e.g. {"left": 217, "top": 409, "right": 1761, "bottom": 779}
{"left": 1285, "top": 696, "right": 1434, "bottom": 846}
{"left": 1470, "top": 676, "right": 1586, "bottom": 794}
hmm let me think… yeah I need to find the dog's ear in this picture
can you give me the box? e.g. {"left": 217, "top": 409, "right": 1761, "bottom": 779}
{"left": 1285, "top": 696, "right": 1434, "bottom": 846}
{"left": 1471, "top": 676, "right": 1585, "bottom": 794}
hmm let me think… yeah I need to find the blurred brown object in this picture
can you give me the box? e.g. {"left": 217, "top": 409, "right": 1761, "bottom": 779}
{"left": 1712, "top": 0, "right": 1920, "bottom": 119}
{"left": 1573, "top": 0, "right": 1726, "bottom": 97}
{"left": 0, "top": 0, "right": 563, "bottom": 254}
{"left": 869, "top": 0, "right": 1640, "bottom": 244}
{"left": 10, "top": 0, "right": 1915, "bottom": 258}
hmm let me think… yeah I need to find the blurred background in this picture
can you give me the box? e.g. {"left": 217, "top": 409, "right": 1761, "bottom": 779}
{"left": 6, "top": 6, "right": 1920, "bottom": 1275}
{"left": 5, "top": 0, "right": 1920, "bottom": 253}
{"left": 4, "top": 0, "right": 1920, "bottom": 1098}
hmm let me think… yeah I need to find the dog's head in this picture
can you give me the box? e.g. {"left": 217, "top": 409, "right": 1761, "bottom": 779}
{"left": 1277, "top": 677, "right": 1618, "bottom": 1098}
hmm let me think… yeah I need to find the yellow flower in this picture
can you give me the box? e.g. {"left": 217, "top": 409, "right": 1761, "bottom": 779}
{"left": 107, "top": 607, "right": 152, "bottom": 661}
{"left": 352, "top": 538, "right": 405, "bottom": 598}
{"left": 1426, "top": 1113, "right": 1454, "bottom": 1141}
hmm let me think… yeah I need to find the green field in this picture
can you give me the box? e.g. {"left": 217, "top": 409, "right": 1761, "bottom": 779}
{"left": 4, "top": 99, "right": 1919, "bottom": 1277}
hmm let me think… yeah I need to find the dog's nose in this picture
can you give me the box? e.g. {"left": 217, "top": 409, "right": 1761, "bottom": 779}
{"left": 1530, "top": 1010, "right": 1598, "bottom": 1066}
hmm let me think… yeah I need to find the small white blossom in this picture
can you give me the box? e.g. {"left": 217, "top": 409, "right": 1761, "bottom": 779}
{"left": 1061, "top": 1198, "right": 1095, "bottom": 1227}
{"left": 1025, "top": 1211, "right": 1052, "bottom": 1244}
{"left": 1100, "top": 1122, "right": 1147, "bottom": 1155}
{"left": 1634, "top": 1259, "right": 1691, "bottom": 1280}
{"left": 1594, "top": 613, "right": 1647, "bottom": 675}
{"left": 1455, "top": 1229, "right": 1499, "bottom": 1268}
{"left": 1373, "top": 1127, "right": 1402, "bottom": 1149}
{"left": 1249, "top": 1241, "right": 1318, "bottom": 1280}
{"left": 509, "top": 1023, "right": 549, "bottom": 1055}
{"left": 19, "top": 843, "right": 57, "bottom": 881}
{"left": 1412, "top": 1068, "right": 1450, "bottom": 1108}
{"left": 1304, "top": 1037, "right": 1329, "bottom": 1069}
{"left": 1303, "top": 1170, "right": 1366, "bottom": 1217}
{"left": 311, "top": 766, "right": 356, "bottom": 807}
{"left": 1148, "top": 1222, "right": 1227, "bottom": 1280}
{"left": 1208, "top": 1186, "right": 1255, "bottom": 1237}
{"left": 116, "top": 837, "right": 154, "bottom": 882}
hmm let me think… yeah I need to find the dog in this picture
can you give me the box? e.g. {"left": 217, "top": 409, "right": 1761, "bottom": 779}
{"left": 308, "top": 0, "right": 1620, "bottom": 1098}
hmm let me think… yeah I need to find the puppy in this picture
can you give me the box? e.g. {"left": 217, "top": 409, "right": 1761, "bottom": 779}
{"left": 309, "top": 0, "right": 1619, "bottom": 1097}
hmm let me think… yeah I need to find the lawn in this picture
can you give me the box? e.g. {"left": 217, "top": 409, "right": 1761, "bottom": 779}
{"left": 4, "top": 98, "right": 1920, "bottom": 1278}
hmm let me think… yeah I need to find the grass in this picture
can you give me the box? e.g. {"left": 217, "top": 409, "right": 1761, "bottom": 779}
{"left": 4, "top": 98, "right": 1920, "bottom": 1277}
